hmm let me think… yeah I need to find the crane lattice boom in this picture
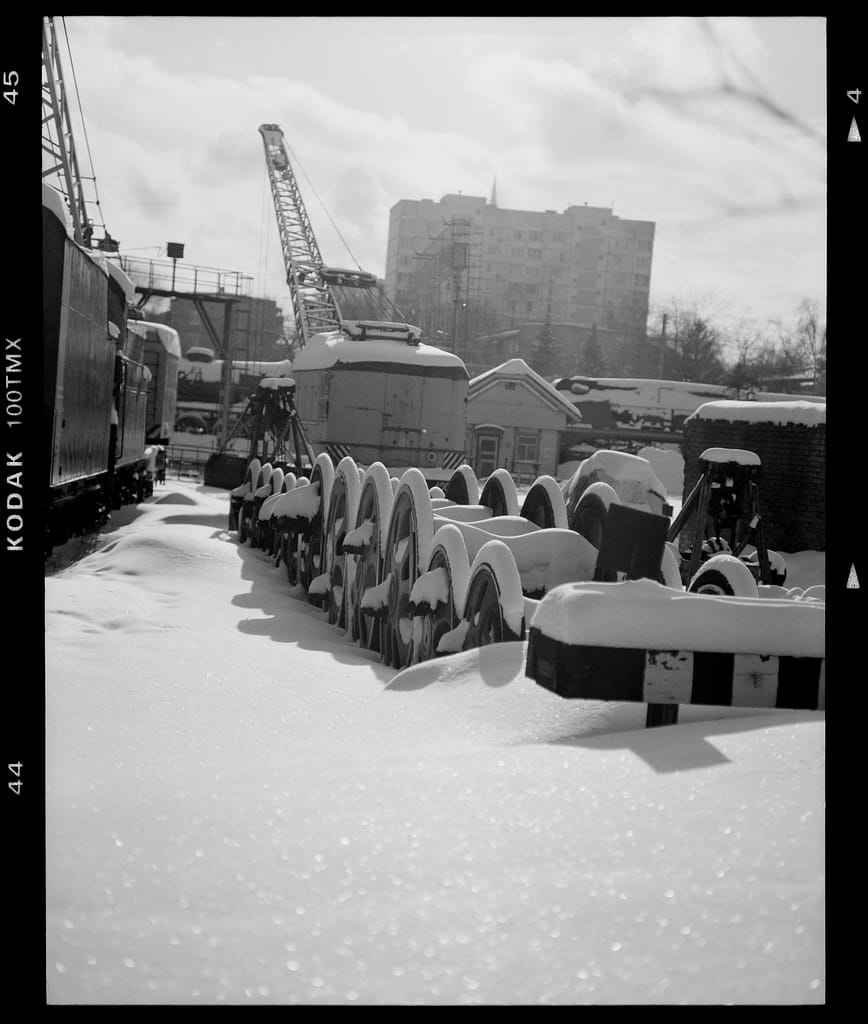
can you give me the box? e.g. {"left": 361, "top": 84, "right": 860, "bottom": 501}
{"left": 42, "top": 16, "right": 93, "bottom": 247}
{"left": 259, "top": 124, "right": 343, "bottom": 347}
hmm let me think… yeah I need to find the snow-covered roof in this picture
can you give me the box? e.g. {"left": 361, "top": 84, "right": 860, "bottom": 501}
{"left": 105, "top": 258, "right": 137, "bottom": 304}
{"left": 127, "top": 321, "right": 182, "bottom": 359}
{"left": 470, "top": 358, "right": 583, "bottom": 422}
{"left": 687, "top": 401, "right": 826, "bottom": 427}
{"left": 292, "top": 330, "right": 467, "bottom": 374}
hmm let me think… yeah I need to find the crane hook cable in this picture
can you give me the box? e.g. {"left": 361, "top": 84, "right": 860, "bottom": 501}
{"left": 283, "top": 139, "right": 363, "bottom": 273}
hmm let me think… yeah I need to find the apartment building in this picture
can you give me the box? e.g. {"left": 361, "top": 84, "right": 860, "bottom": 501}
{"left": 384, "top": 193, "right": 655, "bottom": 369}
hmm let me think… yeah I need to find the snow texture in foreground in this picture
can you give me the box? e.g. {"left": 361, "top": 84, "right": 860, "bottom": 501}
{"left": 44, "top": 481, "right": 824, "bottom": 1005}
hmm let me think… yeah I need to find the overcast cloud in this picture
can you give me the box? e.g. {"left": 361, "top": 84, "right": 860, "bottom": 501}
{"left": 56, "top": 16, "right": 826, "bottom": 333}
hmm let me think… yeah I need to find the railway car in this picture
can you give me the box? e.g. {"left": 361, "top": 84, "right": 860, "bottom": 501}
{"left": 553, "top": 375, "right": 825, "bottom": 434}
{"left": 43, "top": 182, "right": 151, "bottom": 553}
{"left": 290, "top": 321, "right": 469, "bottom": 482}
{"left": 126, "top": 320, "right": 181, "bottom": 444}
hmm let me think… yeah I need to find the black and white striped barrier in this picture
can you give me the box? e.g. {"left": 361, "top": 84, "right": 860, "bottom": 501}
{"left": 524, "top": 580, "right": 825, "bottom": 727}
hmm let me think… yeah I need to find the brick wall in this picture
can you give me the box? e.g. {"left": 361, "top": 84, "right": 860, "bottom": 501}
{"left": 681, "top": 416, "right": 825, "bottom": 553}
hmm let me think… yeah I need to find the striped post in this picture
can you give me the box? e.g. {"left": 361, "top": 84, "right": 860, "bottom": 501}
{"left": 526, "top": 627, "right": 825, "bottom": 727}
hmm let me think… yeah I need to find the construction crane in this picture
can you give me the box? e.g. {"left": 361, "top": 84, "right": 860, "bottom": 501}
{"left": 258, "top": 123, "right": 415, "bottom": 347}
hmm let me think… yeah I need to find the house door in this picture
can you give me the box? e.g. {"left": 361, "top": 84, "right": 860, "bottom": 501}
{"left": 475, "top": 432, "right": 500, "bottom": 478}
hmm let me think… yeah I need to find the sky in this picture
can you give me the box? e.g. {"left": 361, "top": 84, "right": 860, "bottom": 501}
{"left": 53, "top": 16, "right": 826, "bottom": 336}
{"left": 43, "top": 474, "right": 825, "bottom": 1004}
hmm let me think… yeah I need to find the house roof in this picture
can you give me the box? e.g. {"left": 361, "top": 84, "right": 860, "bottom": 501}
{"left": 469, "top": 358, "right": 583, "bottom": 423}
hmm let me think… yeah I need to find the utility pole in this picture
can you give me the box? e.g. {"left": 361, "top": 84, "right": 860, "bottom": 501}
{"left": 658, "top": 312, "right": 668, "bottom": 379}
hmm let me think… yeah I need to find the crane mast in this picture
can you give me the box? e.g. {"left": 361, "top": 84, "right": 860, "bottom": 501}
{"left": 42, "top": 16, "right": 93, "bottom": 247}
{"left": 259, "top": 124, "right": 343, "bottom": 347}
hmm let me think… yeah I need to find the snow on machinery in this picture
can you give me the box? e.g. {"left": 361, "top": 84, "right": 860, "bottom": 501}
{"left": 230, "top": 444, "right": 824, "bottom": 727}
{"left": 258, "top": 123, "right": 469, "bottom": 481}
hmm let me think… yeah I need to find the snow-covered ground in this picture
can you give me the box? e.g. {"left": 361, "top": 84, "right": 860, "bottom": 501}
{"left": 45, "top": 479, "right": 824, "bottom": 1005}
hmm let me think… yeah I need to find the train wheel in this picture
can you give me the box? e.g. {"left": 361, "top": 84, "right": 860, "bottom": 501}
{"left": 237, "top": 501, "right": 253, "bottom": 544}
{"left": 324, "top": 457, "right": 362, "bottom": 629}
{"left": 479, "top": 468, "right": 519, "bottom": 517}
{"left": 412, "top": 524, "right": 471, "bottom": 663}
{"left": 249, "top": 503, "right": 262, "bottom": 549}
{"left": 444, "top": 464, "right": 479, "bottom": 506}
{"left": 462, "top": 540, "right": 525, "bottom": 650}
{"left": 519, "top": 476, "right": 568, "bottom": 529}
{"left": 282, "top": 528, "right": 304, "bottom": 588}
{"left": 688, "top": 554, "right": 759, "bottom": 597}
{"left": 380, "top": 469, "right": 435, "bottom": 669}
{"left": 568, "top": 482, "right": 620, "bottom": 550}
{"left": 347, "top": 463, "right": 394, "bottom": 652}
{"left": 298, "top": 454, "right": 335, "bottom": 601}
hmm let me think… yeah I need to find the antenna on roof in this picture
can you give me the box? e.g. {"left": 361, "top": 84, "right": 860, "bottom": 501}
{"left": 489, "top": 175, "right": 498, "bottom": 208}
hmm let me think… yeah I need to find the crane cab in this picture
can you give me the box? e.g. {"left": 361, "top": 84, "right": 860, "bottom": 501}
{"left": 291, "top": 322, "right": 468, "bottom": 482}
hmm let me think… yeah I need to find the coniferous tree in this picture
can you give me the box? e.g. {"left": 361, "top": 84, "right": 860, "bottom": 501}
{"left": 528, "top": 318, "right": 560, "bottom": 379}
{"left": 580, "top": 323, "right": 608, "bottom": 376}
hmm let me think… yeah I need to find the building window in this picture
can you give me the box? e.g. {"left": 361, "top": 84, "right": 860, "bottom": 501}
{"left": 515, "top": 432, "right": 539, "bottom": 464}
{"left": 528, "top": 248, "right": 542, "bottom": 261}
{"left": 528, "top": 230, "right": 542, "bottom": 241}
{"left": 512, "top": 229, "right": 524, "bottom": 240}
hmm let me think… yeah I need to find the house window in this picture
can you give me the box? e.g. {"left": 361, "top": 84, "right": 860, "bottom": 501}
{"left": 515, "top": 432, "right": 539, "bottom": 463}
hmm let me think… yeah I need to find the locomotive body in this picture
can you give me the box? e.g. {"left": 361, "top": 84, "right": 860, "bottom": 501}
{"left": 127, "top": 320, "right": 181, "bottom": 444}
{"left": 43, "top": 183, "right": 154, "bottom": 552}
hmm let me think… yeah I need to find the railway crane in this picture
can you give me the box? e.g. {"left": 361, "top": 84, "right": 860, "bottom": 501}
{"left": 258, "top": 123, "right": 469, "bottom": 478}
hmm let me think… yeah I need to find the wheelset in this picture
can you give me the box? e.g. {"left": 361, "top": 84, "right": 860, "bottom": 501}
{"left": 379, "top": 469, "right": 435, "bottom": 669}
{"left": 322, "top": 457, "right": 362, "bottom": 629}
{"left": 479, "top": 468, "right": 519, "bottom": 518}
{"left": 345, "top": 462, "right": 394, "bottom": 653}
{"left": 443, "top": 464, "right": 479, "bottom": 506}
{"left": 410, "top": 523, "right": 471, "bottom": 663}
{"left": 298, "top": 454, "right": 335, "bottom": 601}
{"left": 461, "top": 540, "right": 525, "bottom": 649}
{"left": 519, "top": 475, "right": 568, "bottom": 529}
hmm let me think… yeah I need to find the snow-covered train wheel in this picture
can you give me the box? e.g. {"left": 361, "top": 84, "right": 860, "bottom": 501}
{"left": 461, "top": 540, "right": 525, "bottom": 651}
{"left": 299, "top": 454, "right": 335, "bottom": 602}
{"left": 568, "top": 481, "right": 621, "bottom": 550}
{"left": 444, "top": 464, "right": 479, "bottom": 506}
{"left": 479, "top": 468, "right": 519, "bottom": 518}
{"left": 323, "top": 457, "right": 362, "bottom": 629}
{"left": 688, "top": 553, "right": 759, "bottom": 597}
{"left": 249, "top": 503, "right": 262, "bottom": 549}
{"left": 282, "top": 527, "right": 304, "bottom": 589}
{"left": 519, "top": 476, "right": 568, "bottom": 529}
{"left": 347, "top": 463, "right": 394, "bottom": 652}
{"left": 380, "top": 469, "right": 435, "bottom": 669}
{"left": 413, "top": 524, "right": 471, "bottom": 663}
{"left": 237, "top": 501, "right": 253, "bottom": 545}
